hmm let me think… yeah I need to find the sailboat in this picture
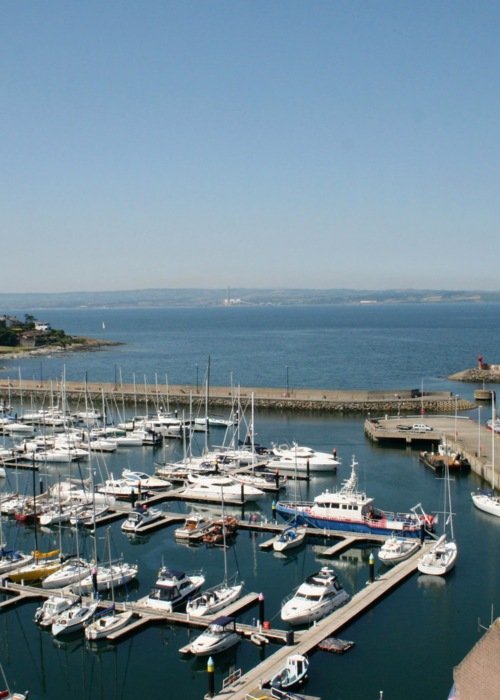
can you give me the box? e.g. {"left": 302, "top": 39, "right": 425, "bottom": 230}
{"left": 185, "top": 488, "right": 243, "bottom": 616}
{"left": 417, "top": 459, "right": 457, "bottom": 576}
{"left": 471, "top": 393, "right": 500, "bottom": 517}
{"left": 84, "top": 529, "right": 134, "bottom": 640}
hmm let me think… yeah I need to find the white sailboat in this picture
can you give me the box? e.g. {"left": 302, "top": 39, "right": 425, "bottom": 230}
{"left": 84, "top": 529, "right": 134, "bottom": 640}
{"left": 471, "top": 393, "right": 500, "bottom": 518}
{"left": 185, "top": 489, "right": 243, "bottom": 616}
{"left": 418, "top": 460, "right": 457, "bottom": 576}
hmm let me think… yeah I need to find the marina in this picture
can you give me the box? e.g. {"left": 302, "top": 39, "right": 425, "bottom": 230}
{"left": 0, "top": 302, "right": 499, "bottom": 700}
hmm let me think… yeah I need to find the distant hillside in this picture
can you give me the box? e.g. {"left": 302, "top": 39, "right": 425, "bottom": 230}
{"left": 0, "top": 288, "right": 497, "bottom": 310}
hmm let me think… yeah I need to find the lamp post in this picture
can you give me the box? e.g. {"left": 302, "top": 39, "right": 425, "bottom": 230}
{"left": 455, "top": 394, "right": 460, "bottom": 439}
{"left": 286, "top": 366, "right": 289, "bottom": 397}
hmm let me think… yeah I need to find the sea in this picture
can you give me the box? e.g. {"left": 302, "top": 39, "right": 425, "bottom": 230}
{"left": 0, "top": 302, "right": 499, "bottom": 700}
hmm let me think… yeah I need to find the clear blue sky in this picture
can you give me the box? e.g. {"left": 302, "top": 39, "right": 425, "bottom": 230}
{"left": 1, "top": 1, "right": 499, "bottom": 293}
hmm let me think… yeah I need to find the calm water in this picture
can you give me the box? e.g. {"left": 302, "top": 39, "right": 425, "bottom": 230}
{"left": 0, "top": 303, "right": 499, "bottom": 700}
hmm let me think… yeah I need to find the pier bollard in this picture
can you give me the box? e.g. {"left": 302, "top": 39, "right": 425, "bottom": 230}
{"left": 258, "top": 592, "right": 265, "bottom": 627}
{"left": 207, "top": 656, "right": 215, "bottom": 698}
{"left": 369, "top": 552, "right": 375, "bottom": 583}
{"left": 271, "top": 500, "right": 276, "bottom": 523}
{"left": 286, "top": 629, "right": 294, "bottom": 645}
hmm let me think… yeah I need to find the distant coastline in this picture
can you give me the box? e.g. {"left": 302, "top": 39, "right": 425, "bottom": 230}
{"left": 0, "top": 337, "right": 121, "bottom": 361}
{"left": 0, "top": 287, "right": 498, "bottom": 310}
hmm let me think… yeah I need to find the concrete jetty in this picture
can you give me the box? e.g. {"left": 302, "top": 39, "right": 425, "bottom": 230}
{"left": 364, "top": 413, "right": 499, "bottom": 490}
{"left": 0, "top": 378, "right": 475, "bottom": 414}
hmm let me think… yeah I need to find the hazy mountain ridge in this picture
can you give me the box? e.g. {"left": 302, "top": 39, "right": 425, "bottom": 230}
{"left": 0, "top": 288, "right": 495, "bottom": 310}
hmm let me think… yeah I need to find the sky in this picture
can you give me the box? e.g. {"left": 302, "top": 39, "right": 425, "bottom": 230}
{"left": 1, "top": 1, "right": 499, "bottom": 293}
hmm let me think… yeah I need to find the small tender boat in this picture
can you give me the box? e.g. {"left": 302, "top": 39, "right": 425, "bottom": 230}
{"left": 121, "top": 505, "right": 164, "bottom": 533}
{"left": 378, "top": 535, "right": 421, "bottom": 566}
{"left": 270, "top": 653, "right": 309, "bottom": 690}
{"left": 281, "top": 566, "right": 349, "bottom": 625}
{"left": 189, "top": 615, "right": 240, "bottom": 656}
{"left": 272, "top": 525, "right": 307, "bottom": 553}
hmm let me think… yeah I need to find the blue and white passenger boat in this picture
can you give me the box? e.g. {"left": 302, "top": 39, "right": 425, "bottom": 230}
{"left": 276, "top": 456, "right": 436, "bottom": 538}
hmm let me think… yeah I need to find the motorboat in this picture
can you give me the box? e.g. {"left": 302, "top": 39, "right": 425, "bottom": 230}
{"left": 84, "top": 605, "right": 134, "bottom": 640}
{"left": 95, "top": 475, "right": 147, "bottom": 501}
{"left": 174, "top": 513, "right": 212, "bottom": 543}
{"left": 181, "top": 473, "right": 265, "bottom": 504}
{"left": 51, "top": 598, "right": 99, "bottom": 637}
{"left": 122, "top": 469, "right": 171, "bottom": 490}
{"left": 141, "top": 567, "right": 205, "bottom": 611}
{"left": 188, "top": 615, "right": 240, "bottom": 656}
{"left": 270, "top": 653, "right": 309, "bottom": 690}
{"left": 202, "top": 515, "right": 239, "bottom": 546}
{"left": 273, "top": 525, "right": 307, "bottom": 553}
{"left": 121, "top": 505, "right": 164, "bottom": 533}
{"left": 417, "top": 534, "right": 458, "bottom": 576}
{"left": 267, "top": 442, "right": 340, "bottom": 473}
{"left": 281, "top": 566, "right": 350, "bottom": 625}
{"left": 276, "top": 456, "right": 437, "bottom": 538}
{"left": 34, "top": 593, "right": 79, "bottom": 628}
{"left": 378, "top": 535, "right": 421, "bottom": 566}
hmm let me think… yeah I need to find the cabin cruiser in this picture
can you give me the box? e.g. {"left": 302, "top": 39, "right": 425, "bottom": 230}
{"left": 121, "top": 505, "right": 164, "bottom": 533}
{"left": 281, "top": 566, "right": 349, "bottom": 625}
{"left": 189, "top": 615, "right": 240, "bottom": 656}
{"left": 266, "top": 442, "right": 340, "bottom": 473}
{"left": 141, "top": 567, "right": 205, "bottom": 611}
{"left": 34, "top": 594, "right": 79, "bottom": 628}
{"left": 181, "top": 473, "right": 265, "bottom": 504}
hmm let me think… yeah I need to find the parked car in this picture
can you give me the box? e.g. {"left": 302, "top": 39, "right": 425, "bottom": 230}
{"left": 412, "top": 424, "right": 433, "bottom": 432}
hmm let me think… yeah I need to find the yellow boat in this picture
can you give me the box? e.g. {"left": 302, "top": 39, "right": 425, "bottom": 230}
{"left": 8, "top": 549, "right": 62, "bottom": 583}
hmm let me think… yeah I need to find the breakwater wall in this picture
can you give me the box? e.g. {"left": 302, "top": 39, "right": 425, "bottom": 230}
{"left": 0, "top": 379, "right": 476, "bottom": 415}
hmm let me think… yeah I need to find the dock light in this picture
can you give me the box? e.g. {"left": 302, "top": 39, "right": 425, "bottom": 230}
{"left": 207, "top": 656, "right": 215, "bottom": 698}
{"left": 369, "top": 552, "right": 375, "bottom": 583}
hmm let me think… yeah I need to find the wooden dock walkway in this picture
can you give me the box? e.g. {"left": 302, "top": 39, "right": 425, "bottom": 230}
{"left": 208, "top": 543, "right": 432, "bottom": 700}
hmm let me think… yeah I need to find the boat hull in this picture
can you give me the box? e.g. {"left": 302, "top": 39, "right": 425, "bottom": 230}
{"left": 276, "top": 504, "right": 424, "bottom": 538}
